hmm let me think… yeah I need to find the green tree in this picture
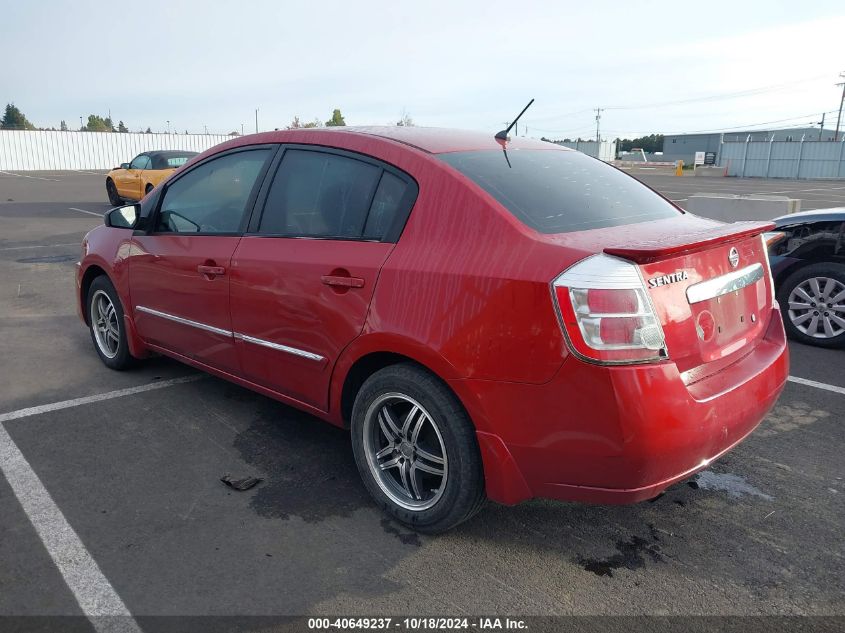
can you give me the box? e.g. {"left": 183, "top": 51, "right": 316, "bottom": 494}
{"left": 83, "top": 114, "right": 113, "bottom": 132}
{"left": 616, "top": 134, "right": 664, "bottom": 154}
{"left": 1, "top": 103, "right": 35, "bottom": 129}
{"left": 145, "top": 127, "right": 152, "bottom": 134}
{"left": 60, "top": 120, "right": 68, "bottom": 131}
{"left": 117, "top": 120, "right": 128, "bottom": 133}
{"left": 325, "top": 108, "right": 346, "bottom": 127}
{"left": 287, "top": 115, "right": 321, "bottom": 129}
{"left": 396, "top": 110, "right": 414, "bottom": 126}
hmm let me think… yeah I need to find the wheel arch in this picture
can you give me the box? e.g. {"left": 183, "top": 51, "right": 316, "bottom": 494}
{"left": 80, "top": 264, "right": 109, "bottom": 325}
{"left": 330, "top": 335, "right": 465, "bottom": 429}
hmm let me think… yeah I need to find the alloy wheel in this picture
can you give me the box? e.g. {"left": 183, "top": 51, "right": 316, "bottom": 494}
{"left": 91, "top": 290, "right": 120, "bottom": 358}
{"left": 787, "top": 276, "right": 845, "bottom": 339}
{"left": 362, "top": 393, "right": 448, "bottom": 511}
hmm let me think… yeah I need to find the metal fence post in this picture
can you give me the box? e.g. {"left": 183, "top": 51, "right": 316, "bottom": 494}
{"left": 765, "top": 136, "right": 774, "bottom": 178}
{"left": 796, "top": 136, "right": 805, "bottom": 179}
{"left": 839, "top": 138, "right": 845, "bottom": 179}
{"left": 741, "top": 135, "right": 750, "bottom": 178}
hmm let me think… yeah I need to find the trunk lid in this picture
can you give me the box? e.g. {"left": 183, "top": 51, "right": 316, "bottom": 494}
{"left": 605, "top": 221, "right": 775, "bottom": 377}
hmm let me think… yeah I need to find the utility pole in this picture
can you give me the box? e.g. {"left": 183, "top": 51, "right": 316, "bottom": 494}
{"left": 594, "top": 108, "right": 604, "bottom": 143}
{"left": 817, "top": 113, "right": 825, "bottom": 141}
{"left": 255, "top": 108, "right": 259, "bottom": 134}
{"left": 166, "top": 120, "right": 170, "bottom": 134}
{"left": 835, "top": 72, "right": 845, "bottom": 142}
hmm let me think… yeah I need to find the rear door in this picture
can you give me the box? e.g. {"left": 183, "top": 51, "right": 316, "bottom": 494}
{"left": 129, "top": 146, "right": 275, "bottom": 373}
{"left": 229, "top": 146, "right": 417, "bottom": 410}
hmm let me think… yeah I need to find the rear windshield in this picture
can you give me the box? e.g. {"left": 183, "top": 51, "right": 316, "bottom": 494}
{"left": 152, "top": 153, "right": 197, "bottom": 170}
{"left": 438, "top": 149, "right": 680, "bottom": 233}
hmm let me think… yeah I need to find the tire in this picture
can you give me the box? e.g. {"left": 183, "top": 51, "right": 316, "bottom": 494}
{"left": 106, "top": 178, "right": 122, "bottom": 206}
{"left": 777, "top": 262, "right": 845, "bottom": 349}
{"left": 350, "top": 363, "right": 485, "bottom": 533}
{"left": 86, "top": 276, "right": 136, "bottom": 369}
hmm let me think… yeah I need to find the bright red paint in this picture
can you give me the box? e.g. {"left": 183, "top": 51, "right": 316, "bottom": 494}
{"left": 77, "top": 127, "right": 789, "bottom": 506}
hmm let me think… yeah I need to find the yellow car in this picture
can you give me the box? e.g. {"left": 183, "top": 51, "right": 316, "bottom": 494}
{"left": 106, "top": 150, "right": 197, "bottom": 205}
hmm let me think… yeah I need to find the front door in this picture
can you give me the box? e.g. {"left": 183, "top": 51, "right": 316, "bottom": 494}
{"left": 230, "top": 147, "right": 417, "bottom": 410}
{"left": 129, "top": 147, "right": 275, "bottom": 373}
{"left": 115, "top": 154, "right": 148, "bottom": 200}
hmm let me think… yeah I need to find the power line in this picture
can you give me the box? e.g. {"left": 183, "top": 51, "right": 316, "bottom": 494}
{"left": 664, "top": 110, "right": 839, "bottom": 135}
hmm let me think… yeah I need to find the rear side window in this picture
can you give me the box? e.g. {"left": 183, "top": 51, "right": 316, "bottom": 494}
{"left": 259, "top": 150, "right": 381, "bottom": 238}
{"left": 438, "top": 150, "right": 679, "bottom": 233}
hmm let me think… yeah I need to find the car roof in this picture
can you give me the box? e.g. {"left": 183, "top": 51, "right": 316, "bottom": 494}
{"left": 237, "top": 126, "right": 570, "bottom": 155}
{"left": 345, "top": 126, "right": 571, "bottom": 154}
{"left": 773, "top": 207, "right": 845, "bottom": 225}
{"left": 147, "top": 150, "right": 199, "bottom": 158}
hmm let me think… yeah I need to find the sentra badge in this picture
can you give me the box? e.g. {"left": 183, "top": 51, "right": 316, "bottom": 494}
{"left": 648, "top": 270, "right": 689, "bottom": 289}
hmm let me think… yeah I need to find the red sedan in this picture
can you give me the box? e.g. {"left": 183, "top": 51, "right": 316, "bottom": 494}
{"left": 76, "top": 127, "right": 789, "bottom": 532}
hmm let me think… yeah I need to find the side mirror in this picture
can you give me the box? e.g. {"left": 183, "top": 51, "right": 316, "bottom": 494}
{"left": 120, "top": 163, "right": 130, "bottom": 170}
{"left": 104, "top": 204, "right": 140, "bottom": 229}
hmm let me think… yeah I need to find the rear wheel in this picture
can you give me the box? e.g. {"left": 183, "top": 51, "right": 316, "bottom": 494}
{"left": 87, "top": 276, "right": 136, "bottom": 369}
{"left": 106, "top": 179, "right": 122, "bottom": 206}
{"left": 350, "top": 363, "right": 485, "bottom": 533}
{"left": 778, "top": 262, "right": 845, "bottom": 348}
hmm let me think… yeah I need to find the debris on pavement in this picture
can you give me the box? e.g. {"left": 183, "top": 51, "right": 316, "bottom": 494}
{"left": 220, "top": 474, "right": 263, "bottom": 491}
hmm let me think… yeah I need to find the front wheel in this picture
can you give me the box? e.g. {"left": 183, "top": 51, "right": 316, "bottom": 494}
{"left": 351, "top": 363, "right": 485, "bottom": 533}
{"left": 778, "top": 262, "right": 845, "bottom": 348}
{"left": 87, "top": 276, "right": 136, "bottom": 369}
{"left": 106, "top": 179, "right": 122, "bottom": 206}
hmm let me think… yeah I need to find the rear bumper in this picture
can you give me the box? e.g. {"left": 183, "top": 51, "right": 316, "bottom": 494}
{"left": 451, "top": 307, "right": 789, "bottom": 505}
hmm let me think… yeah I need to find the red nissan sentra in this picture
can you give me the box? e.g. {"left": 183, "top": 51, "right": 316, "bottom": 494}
{"left": 76, "top": 127, "right": 789, "bottom": 532}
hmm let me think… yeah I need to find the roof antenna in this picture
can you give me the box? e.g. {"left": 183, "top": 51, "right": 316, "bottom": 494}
{"left": 495, "top": 98, "right": 535, "bottom": 141}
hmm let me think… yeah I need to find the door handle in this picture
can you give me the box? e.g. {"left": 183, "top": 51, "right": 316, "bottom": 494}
{"left": 198, "top": 264, "right": 226, "bottom": 277}
{"left": 321, "top": 275, "right": 364, "bottom": 288}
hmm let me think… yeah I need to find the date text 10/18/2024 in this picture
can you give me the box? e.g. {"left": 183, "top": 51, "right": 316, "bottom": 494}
{"left": 308, "top": 617, "right": 528, "bottom": 630}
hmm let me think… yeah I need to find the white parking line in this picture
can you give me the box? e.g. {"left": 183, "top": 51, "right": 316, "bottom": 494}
{"left": 0, "top": 170, "right": 61, "bottom": 182}
{"left": 69, "top": 207, "right": 104, "bottom": 217}
{"left": 0, "top": 375, "right": 203, "bottom": 632}
{"left": 787, "top": 376, "right": 845, "bottom": 396}
{"left": 0, "top": 375, "right": 204, "bottom": 423}
{"left": 0, "top": 424, "right": 143, "bottom": 633}
{"left": 0, "top": 242, "right": 79, "bottom": 252}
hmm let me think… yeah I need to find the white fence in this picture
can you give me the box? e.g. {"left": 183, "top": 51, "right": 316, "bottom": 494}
{"left": 719, "top": 139, "right": 845, "bottom": 179}
{"left": 0, "top": 130, "right": 233, "bottom": 171}
{"left": 554, "top": 139, "right": 617, "bottom": 162}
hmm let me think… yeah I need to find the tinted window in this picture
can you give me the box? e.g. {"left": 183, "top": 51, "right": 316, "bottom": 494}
{"left": 439, "top": 150, "right": 680, "bottom": 233}
{"left": 259, "top": 150, "right": 381, "bottom": 238}
{"left": 151, "top": 152, "right": 197, "bottom": 170}
{"left": 364, "top": 172, "right": 408, "bottom": 240}
{"left": 155, "top": 149, "right": 271, "bottom": 234}
{"left": 130, "top": 155, "right": 150, "bottom": 170}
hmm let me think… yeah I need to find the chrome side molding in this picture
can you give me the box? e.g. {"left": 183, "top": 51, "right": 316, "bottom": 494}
{"left": 135, "top": 305, "right": 324, "bottom": 362}
{"left": 686, "top": 263, "right": 764, "bottom": 305}
{"left": 135, "top": 305, "right": 232, "bottom": 337}
{"left": 233, "top": 333, "right": 325, "bottom": 362}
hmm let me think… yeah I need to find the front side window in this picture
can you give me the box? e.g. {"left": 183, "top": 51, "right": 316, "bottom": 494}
{"left": 439, "top": 149, "right": 680, "bottom": 234}
{"left": 155, "top": 149, "right": 271, "bottom": 234}
{"left": 130, "top": 155, "right": 151, "bottom": 170}
{"left": 259, "top": 150, "right": 381, "bottom": 238}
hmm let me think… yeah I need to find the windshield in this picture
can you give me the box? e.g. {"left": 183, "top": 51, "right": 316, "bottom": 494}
{"left": 439, "top": 149, "right": 680, "bottom": 234}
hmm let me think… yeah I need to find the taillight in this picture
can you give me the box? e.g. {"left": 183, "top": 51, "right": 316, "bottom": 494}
{"left": 552, "top": 254, "right": 667, "bottom": 364}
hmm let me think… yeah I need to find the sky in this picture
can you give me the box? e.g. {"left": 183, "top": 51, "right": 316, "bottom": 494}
{"left": 1, "top": 0, "right": 843, "bottom": 139}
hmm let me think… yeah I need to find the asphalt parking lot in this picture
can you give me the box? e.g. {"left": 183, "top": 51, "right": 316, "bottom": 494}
{"left": 1, "top": 170, "right": 843, "bottom": 631}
